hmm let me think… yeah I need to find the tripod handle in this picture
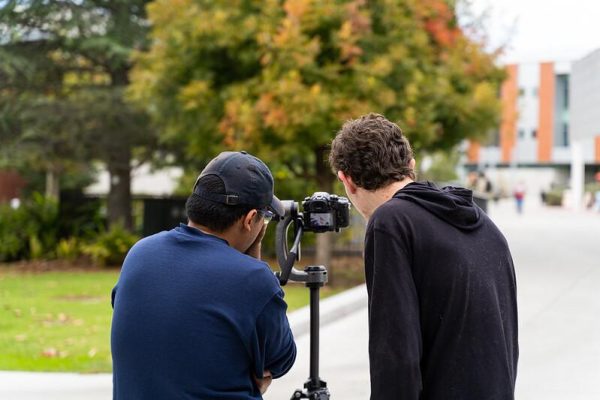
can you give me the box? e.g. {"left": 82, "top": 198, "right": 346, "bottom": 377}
{"left": 275, "top": 201, "right": 308, "bottom": 285}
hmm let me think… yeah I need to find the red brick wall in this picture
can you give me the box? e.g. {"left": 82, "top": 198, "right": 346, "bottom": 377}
{"left": 0, "top": 170, "right": 26, "bottom": 203}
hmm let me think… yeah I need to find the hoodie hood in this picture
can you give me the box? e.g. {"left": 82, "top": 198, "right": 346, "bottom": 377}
{"left": 393, "top": 181, "right": 483, "bottom": 231}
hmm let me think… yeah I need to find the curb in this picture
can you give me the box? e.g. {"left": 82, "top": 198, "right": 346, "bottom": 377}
{"left": 286, "top": 284, "right": 368, "bottom": 338}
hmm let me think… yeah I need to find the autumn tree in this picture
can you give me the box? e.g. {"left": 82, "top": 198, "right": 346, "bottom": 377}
{"left": 131, "top": 0, "right": 504, "bottom": 265}
{"left": 0, "top": 0, "right": 156, "bottom": 229}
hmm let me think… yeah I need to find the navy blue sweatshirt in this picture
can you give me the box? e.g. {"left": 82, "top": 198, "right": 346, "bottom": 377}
{"left": 365, "top": 182, "right": 518, "bottom": 399}
{"left": 111, "top": 224, "right": 296, "bottom": 399}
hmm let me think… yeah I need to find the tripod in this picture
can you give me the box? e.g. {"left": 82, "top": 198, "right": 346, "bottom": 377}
{"left": 275, "top": 204, "right": 331, "bottom": 400}
{"left": 288, "top": 265, "right": 329, "bottom": 400}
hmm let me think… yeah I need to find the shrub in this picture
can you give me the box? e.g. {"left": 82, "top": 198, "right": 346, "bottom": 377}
{"left": 585, "top": 182, "right": 600, "bottom": 194}
{"left": 82, "top": 224, "right": 139, "bottom": 266}
{"left": 545, "top": 189, "right": 564, "bottom": 206}
{"left": 0, "top": 193, "right": 59, "bottom": 262}
{"left": 0, "top": 204, "right": 27, "bottom": 261}
{"left": 56, "top": 237, "right": 81, "bottom": 261}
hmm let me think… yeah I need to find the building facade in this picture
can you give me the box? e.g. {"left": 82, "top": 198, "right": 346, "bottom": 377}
{"left": 464, "top": 54, "right": 600, "bottom": 207}
{"left": 570, "top": 48, "right": 600, "bottom": 209}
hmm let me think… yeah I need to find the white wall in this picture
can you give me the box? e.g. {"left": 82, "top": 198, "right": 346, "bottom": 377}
{"left": 85, "top": 164, "right": 184, "bottom": 196}
{"left": 515, "top": 63, "right": 541, "bottom": 164}
{"left": 571, "top": 48, "right": 600, "bottom": 144}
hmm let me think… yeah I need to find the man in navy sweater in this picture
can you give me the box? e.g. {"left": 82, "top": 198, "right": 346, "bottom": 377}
{"left": 111, "top": 151, "right": 296, "bottom": 399}
{"left": 329, "top": 114, "right": 518, "bottom": 399}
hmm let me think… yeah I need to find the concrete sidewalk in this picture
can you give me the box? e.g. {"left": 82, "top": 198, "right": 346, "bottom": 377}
{"left": 264, "top": 307, "right": 370, "bottom": 399}
{"left": 490, "top": 201, "right": 600, "bottom": 399}
{"left": 0, "top": 372, "right": 112, "bottom": 400}
{"left": 2, "top": 200, "right": 600, "bottom": 399}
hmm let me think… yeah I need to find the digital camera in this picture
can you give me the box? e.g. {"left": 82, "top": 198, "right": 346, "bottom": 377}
{"left": 302, "top": 192, "right": 350, "bottom": 233}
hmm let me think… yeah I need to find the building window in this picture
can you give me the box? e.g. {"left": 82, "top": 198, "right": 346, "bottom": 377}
{"left": 519, "top": 129, "right": 525, "bottom": 138}
{"left": 559, "top": 74, "right": 569, "bottom": 108}
{"left": 532, "top": 87, "right": 539, "bottom": 97}
{"left": 563, "top": 124, "right": 569, "bottom": 147}
{"left": 532, "top": 129, "right": 537, "bottom": 138}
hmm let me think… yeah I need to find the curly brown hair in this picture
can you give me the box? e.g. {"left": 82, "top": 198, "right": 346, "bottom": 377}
{"left": 329, "top": 113, "right": 415, "bottom": 190}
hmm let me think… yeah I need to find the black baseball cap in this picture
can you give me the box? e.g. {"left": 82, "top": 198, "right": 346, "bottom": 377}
{"left": 193, "top": 151, "right": 284, "bottom": 217}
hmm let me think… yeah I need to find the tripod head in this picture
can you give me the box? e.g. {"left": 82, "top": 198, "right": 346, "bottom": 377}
{"left": 274, "top": 194, "right": 350, "bottom": 285}
{"left": 272, "top": 193, "right": 351, "bottom": 399}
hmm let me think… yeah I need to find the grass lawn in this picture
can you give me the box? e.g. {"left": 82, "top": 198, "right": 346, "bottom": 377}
{"left": 0, "top": 270, "right": 343, "bottom": 373}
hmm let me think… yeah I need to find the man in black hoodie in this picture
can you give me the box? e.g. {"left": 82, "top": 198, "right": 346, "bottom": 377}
{"left": 328, "top": 113, "right": 518, "bottom": 400}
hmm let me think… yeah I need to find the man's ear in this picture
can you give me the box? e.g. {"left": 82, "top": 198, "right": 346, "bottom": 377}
{"left": 241, "top": 209, "right": 258, "bottom": 232}
{"left": 409, "top": 158, "right": 416, "bottom": 170}
{"left": 337, "top": 171, "right": 357, "bottom": 194}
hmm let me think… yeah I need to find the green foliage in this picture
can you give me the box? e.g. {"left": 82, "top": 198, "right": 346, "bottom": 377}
{"left": 81, "top": 225, "right": 140, "bottom": 266}
{"left": 419, "top": 149, "right": 460, "bottom": 182}
{"left": 0, "top": 204, "right": 27, "bottom": 261}
{"left": 545, "top": 189, "right": 564, "bottom": 207}
{"left": 28, "top": 235, "right": 44, "bottom": 260}
{"left": 585, "top": 182, "right": 600, "bottom": 193}
{"left": 0, "top": 0, "right": 157, "bottom": 228}
{"left": 56, "top": 238, "right": 82, "bottom": 262}
{"left": 0, "top": 193, "right": 137, "bottom": 265}
{"left": 25, "top": 193, "right": 60, "bottom": 256}
{"left": 0, "top": 193, "right": 59, "bottom": 262}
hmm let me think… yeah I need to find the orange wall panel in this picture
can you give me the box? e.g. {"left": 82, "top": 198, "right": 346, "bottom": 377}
{"left": 500, "top": 65, "right": 518, "bottom": 163}
{"left": 595, "top": 136, "right": 600, "bottom": 163}
{"left": 467, "top": 140, "right": 480, "bottom": 163}
{"left": 537, "top": 62, "right": 555, "bottom": 163}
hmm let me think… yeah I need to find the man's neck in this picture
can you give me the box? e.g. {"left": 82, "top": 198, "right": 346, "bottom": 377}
{"left": 187, "top": 221, "right": 231, "bottom": 245}
{"left": 361, "top": 178, "right": 414, "bottom": 221}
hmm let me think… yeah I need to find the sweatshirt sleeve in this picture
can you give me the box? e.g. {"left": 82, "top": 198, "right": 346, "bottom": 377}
{"left": 251, "top": 289, "right": 297, "bottom": 379}
{"left": 365, "top": 225, "right": 422, "bottom": 400}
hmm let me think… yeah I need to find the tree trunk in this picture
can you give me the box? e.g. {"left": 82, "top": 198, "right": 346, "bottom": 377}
{"left": 45, "top": 168, "right": 60, "bottom": 201}
{"left": 107, "top": 143, "right": 133, "bottom": 231}
{"left": 314, "top": 145, "right": 335, "bottom": 281}
{"left": 106, "top": 66, "right": 133, "bottom": 231}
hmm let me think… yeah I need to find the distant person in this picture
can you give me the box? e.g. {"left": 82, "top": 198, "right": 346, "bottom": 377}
{"left": 594, "top": 172, "right": 600, "bottom": 212}
{"left": 111, "top": 151, "right": 296, "bottom": 399}
{"left": 466, "top": 171, "right": 478, "bottom": 190}
{"left": 513, "top": 182, "right": 526, "bottom": 214}
{"left": 329, "top": 113, "right": 518, "bottom": 400}
{"left": 476, "top": 171, "right": 493, "bottom": 196}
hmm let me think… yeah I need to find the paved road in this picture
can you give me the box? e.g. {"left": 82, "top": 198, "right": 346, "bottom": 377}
{"left": 267, "top": 201, "right": 600, "bottom": 399}
{"left": 491, "top": 202, "right": 600, "bottom": 400}
{"left": 2, "top": 200, "right": 599, "bottom": 399}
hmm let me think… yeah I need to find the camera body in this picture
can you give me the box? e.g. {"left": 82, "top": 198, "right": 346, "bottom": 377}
{"left": 302, "top": 192, "right": 350, "bottom": 233}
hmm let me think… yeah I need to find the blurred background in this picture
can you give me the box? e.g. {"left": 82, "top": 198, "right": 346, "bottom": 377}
{"left": 0, "top": 0, "right": 599, "bottom": 398}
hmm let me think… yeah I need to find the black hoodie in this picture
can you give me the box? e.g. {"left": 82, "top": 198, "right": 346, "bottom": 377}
{"left": 364, "top": 182, "right": 518, "bottom": 400}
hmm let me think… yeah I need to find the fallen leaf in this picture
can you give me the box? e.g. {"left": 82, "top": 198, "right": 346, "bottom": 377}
{"left": 41, "top": 348, "right": 58, "bottom": 358}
